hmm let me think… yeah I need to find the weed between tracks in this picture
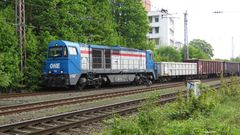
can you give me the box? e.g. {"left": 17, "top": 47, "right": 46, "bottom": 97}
{"left": 101, "top": 76, "right": 240, "bottom": 135}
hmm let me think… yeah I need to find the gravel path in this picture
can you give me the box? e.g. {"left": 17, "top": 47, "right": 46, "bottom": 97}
{"left": 0, "top": 79, "right": 225, "bottom": 126}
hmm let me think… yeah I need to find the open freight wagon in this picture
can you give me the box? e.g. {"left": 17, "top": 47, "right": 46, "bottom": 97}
{"left": 154, "top": 62, "right": 197, "bottom": 81}
{"left": 223, "top": 61, "right": 240, "bottom": 76}
{"left": 184, "top": 59, "right": 223, "bottom": 78}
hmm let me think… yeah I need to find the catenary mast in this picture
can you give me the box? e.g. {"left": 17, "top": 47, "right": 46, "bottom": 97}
{"left": 15, "top": 0, "right": 26, "bottom": 75}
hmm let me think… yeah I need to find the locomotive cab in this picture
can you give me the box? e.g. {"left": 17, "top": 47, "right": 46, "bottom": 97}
{"left": 146, "top": 50, "right": 154, "bottom": 70}
{"left": 43, "top": 40, "right": 81, "bottom": 87}
{"left": 146, "top": 50, "right": 155, "bottom": 80}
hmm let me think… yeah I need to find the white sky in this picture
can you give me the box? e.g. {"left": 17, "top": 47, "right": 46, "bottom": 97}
{"left": 151, "top": 0, "right": 240, "bottom": 59}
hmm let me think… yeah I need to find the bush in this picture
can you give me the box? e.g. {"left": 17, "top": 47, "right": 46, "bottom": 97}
{"left": 101, "top": 78, "right": 240, "bottom": 135}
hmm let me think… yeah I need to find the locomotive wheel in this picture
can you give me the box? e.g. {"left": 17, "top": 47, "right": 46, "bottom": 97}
{"left": 94, "top": 83, "right": 101, "bottom": 89}
{"left": 76, "top": 81, "right": 86, "bottom": 91}
{"left": 145, "top": 80, "right": 152, "bottom": 86}
{"left": 76, "top": 77, "right": 87, "bottom": 90}
{"left": 76, "top": 84, "right": 85, "bottom": 91}
{"left": 148, "top": 80, "right": 152, "bottom": 85}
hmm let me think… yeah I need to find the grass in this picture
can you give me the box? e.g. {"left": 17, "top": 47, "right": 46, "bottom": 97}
{"left": 100, "top": 76, "right": 240, "bottom": 135}
{"left": 161, "top": 96, "right": 240, "bottom": 134}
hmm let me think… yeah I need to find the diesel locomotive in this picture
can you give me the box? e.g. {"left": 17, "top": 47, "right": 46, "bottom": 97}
{"left": 43, "top": 40, "right": 155, "bottom": 89}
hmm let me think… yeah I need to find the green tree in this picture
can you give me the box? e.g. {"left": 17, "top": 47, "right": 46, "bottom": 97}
{"left": 26, "top": 0, "right": 119, "bottom": 45}
{"left": 83, "top": 0, "right": 120, "bottom": 45}
{"left": 0, "top": 6, "right": 21, "bottom": 91}
{"left": 188, "top": 45, "right": 209, "bottom": 59}
{"left": 26, "top": 0, "right": 88, "bottom": 42}
{"left": 154, "top": 46, "right": 182, "bottom": 62}
{"left": 0, "top": 54, "right": 11, "bottom": 89}
{"left": 24, "top": 28, "right": 41, "bottom": 91}
{"left": 230, "top": 57, "right": 240, "bottom": 62}
{"left": 188, "top": 39, "right": 214, "bottom": 58}
{"left": 111, "top": 0, "right": 151, "bottom": 50}
{"left": 0, "top": 0, "right": 14, "bottom": 9}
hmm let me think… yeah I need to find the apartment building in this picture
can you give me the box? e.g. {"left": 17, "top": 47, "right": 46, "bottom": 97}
{"left": 147, "top": 11, "right": 176, "bottom": 48}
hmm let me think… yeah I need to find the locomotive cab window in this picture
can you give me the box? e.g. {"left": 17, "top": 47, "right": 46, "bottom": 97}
{"left": 49, "top": 47, "right": 62, "bottom": 57}
{"left": 63, "top": 47, "right": 68, "bottom": 56}
{"left": 68, "top": 47, "right": 77, "bottom": 56}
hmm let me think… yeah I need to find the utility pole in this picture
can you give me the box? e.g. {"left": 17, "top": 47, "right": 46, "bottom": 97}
{"left": 232, "top": 37, "right": 234, "bottom": 59}
{"left": 15, "top": 0, "right": 26, "bottom": 75}
{"left": 184, "top": 11, "right": 189, "bottom": 60}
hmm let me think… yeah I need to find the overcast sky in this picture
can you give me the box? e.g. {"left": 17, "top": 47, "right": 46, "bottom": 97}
{"left": 151, "top": 0, "right": 240, "bottom": 59}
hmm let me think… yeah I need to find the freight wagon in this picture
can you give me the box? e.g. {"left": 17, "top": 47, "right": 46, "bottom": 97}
{"left": 223, "top": 62, "right": 239, "bottom": 76}
{"left": 184, "top": 59, "right": 224, "bottom": 78}
{"left": 154, "top": 62, "right": 197, "bottom": 81}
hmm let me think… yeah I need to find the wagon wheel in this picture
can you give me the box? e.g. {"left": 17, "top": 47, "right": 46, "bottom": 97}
{"left": 133, "top": 76, "right": 140, "bottom": 86}
{"left": 94, "top": 80, "right": 102, "bottom": 89}
{"left": 136, "top": 78, "right": 143, "bottom": 85}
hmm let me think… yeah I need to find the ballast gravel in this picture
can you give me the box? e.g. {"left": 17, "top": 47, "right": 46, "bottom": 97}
{"left": 0, "top": 85, "right": 150, "bottom": 106}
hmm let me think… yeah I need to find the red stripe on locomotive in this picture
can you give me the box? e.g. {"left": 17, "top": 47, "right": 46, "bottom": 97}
{"left": 80, "top": 50, "right": 145, "bottom": 57}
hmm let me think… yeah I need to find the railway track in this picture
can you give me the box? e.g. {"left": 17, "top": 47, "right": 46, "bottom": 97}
{"left": 0, "top": 81, "right": 224, "bottom": 135}
{"left": 0, "top": 92, "right": 57, "bottom": 99}
{"left": 0, "top": 82, "right": 184, "bottom": 116}
{"left": 0, "top": 78, "right": 223, "bottom": 99}
{"left": 0, "top": 91, "right": 180, "bottom": 135}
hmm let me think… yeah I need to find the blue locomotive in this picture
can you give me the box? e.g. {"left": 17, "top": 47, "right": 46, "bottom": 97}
{"left": 43, "top": 40, "right": 155, "bottom": 89}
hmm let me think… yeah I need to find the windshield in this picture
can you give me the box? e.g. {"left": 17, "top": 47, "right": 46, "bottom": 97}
{"left": 48, "top": 47, "right": 63, "bottom": 57}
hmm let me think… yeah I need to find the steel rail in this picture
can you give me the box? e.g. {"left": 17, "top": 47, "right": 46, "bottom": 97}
{"left": 0, "top": 82, "right": 225, "bottom": 135}
{"left": 0, "top": 82, "right": 184, "bottom": 116}
{"left": 0, "top": 92, "right": 179, "bottom": 135}
{"left": 0, "top": 78, "right": 222, "bottom": 99}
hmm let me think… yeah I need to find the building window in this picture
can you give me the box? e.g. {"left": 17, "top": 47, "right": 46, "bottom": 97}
{"left": 170, "top": 39, "right": 174, "bottom": 45}
{"left": 170, "top": 18, "right": 174, "bottom": 25}
{"left": 155, "top": 16, "right": 159, "bottom": 22}
{"left": 149, "top": 28, "right": 153, "bottom": 34}
{"left": 154, "top": 38, "right": 160, "bottom": 45}
{"left": 148, "top": 16, "right": 152, "bottom": 23}
{"left": 154, "top": 27, "right": 159, "bottom": 33}
{"left": 170, "top": 29, "right": 174, "bottom": 36}
{"left": 150, "top": 38, "right": 160, "bottom": 45}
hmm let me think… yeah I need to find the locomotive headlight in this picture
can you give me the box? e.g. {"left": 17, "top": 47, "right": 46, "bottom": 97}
{"left": 60, "top": 70, "right": 64, "bottom": 74}
{"left": 48, "top": 71, "right": 52, "bottom": 74}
